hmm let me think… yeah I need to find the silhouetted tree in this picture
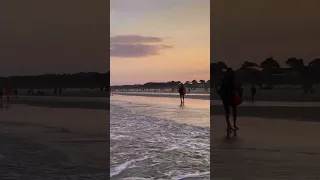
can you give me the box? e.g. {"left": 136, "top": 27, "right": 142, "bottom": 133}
{"left": 309, "top": 58, "right": 320, "bottom": 69}
{"left": 286, "top": 57, "right": 304, "bottom": 69}
{"left": 260, "top": 57, "right": 280, "bottom": 70}
{"left": 241, "top": 61, "right": 258, "bottom": 69}
{"left": 0, "top": 72, "right": 110, "bottom": 90}
{"left": 211, "top": 61, "right": 228, "bottom": 88}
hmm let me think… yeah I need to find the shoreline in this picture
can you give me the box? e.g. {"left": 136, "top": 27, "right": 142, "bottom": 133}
{"left": 0, "top": 105, "right": 109, "bottom": 178}
{"left": 211, "top": 115, "right": 320, "bottom": 179}
{"left": 9, "top": 96, "right": 110, "bottom": 110}
{"left": 211, "top": 104, "right": 320, "bottom": 122}
{"left": 113, "top": 92, "right": 210, "bottom": 100}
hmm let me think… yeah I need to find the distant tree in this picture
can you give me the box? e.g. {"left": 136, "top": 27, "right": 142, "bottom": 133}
{"left": 309, "top": 58, "right": 320, "bottom": 69}
{"left": 260, "top": 57, "right": 280, "bottom": 70}
{"left": 191, "top": 80, "right": 198, "bottom": 89}
{"left": 211, "top": 61, "right": 228, "bottom": 88}
{"left": 216, "top": 61, "right": 228, "bottom": 69}
{"left": 308, "top": 58, "right": 320, "bottom": 85}
{"left": 211, "top": 61, "right": 227, "bottom": 72}
{"left": 259, "top": 57, "right": 280, "bottom": 88}
{"left": 241, "top": 61, "right": 258, "bottom": 69}
{"left": 285, "top": 57, "right": 304, "bottom": 69}
{"left": 199, "top": 80, "right": 206, "bottom": 84}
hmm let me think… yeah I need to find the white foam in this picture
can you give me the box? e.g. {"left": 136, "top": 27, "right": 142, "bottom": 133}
{"left": 110, "top": 102, "right": 210, "bottom": 179}
{"left": 121, "top": 178, "right": 155, "bottom": 180}
{"left": 110, "top": 156, "right": 149, "bottom": 177}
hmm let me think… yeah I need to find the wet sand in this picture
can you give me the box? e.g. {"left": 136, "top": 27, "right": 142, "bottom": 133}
{"left": 110, "top": 95, "right": 210, "bottom": 179}
{"left": 211, "top": 101, "right": 320, "bottom": 122}
{"left": 0, "top": 102, "right": 109, "bottom": 179}
{"left": 11, "top": 96, "right": 110, "bottom": 110}
{"left": 212, "top": 87, "right": 320, "bottom": 102}
{"left": 112, "top": 95, "right": 210, "bottom": 127}
{"left": 113, "top": 92, "right": 210, "bottom": 100}
{"left": 211, "top": 115, "right": 320, "bottom": 179}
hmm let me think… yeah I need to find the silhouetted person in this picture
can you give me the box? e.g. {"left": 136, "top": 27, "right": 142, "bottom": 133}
{"left": 0, "top": 88, "right": 3, "bottom": 101}
{"left": 54, "top": 88, "right": 57, "bottom": 96}
{"left": 178, "top": 83, "right": 186, "bottom": 104}
{"left": 250, "top": 84, "right": 256, "bottom": 103}
{"left": 4, "top": 87, "right": 12, "bottom": 101}
{"left": 217, "top": 68, "right": 242, "bottom": 133}
{"left": 14, "top": 89, "right": 18, "bottom": 98}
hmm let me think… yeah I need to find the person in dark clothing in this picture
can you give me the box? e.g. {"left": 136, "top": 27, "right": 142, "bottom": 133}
{"left": 178, "top": 83, "right": 186, "bottom": 104}
{"left": 14, "top": 89, "right": 18, "bottom": 98}
{"left": 250, "top": 84, "right": 257, "bottom": 103}
{"left": 0, "top": 88, "right": 3, "bottom": 101}
{"left": 217, "top": 68, "right": 242, "bottom": 133}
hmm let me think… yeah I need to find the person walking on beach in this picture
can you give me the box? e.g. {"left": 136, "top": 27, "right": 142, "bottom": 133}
{"left": 250, "top": 84, "right": 257, "bottom": 103}
{"left": 0, "top": 87, "right": 3, "bottom": 101}
{"left": 178, "top": 83, "right": 186, "bottom": 104}
{"left": 14, "top": 89, "right": 18, "bottom": 98}
{"left": 0, "top": 87, "right": 3, "bottom": 106}
{"left": 217, "top": 68, "right": 243, "bottom": 133}
{"left": 4, "top": 87, "right": 12, "bottom": 101}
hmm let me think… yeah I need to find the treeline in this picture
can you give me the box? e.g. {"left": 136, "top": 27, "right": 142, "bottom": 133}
{"left": 112, "top": 80, "right": 210, "bottom": 89}
{"left": 0, "top": 72, "right": 110, "bottom": 89}
{"left": 211, "top": 57, "right": 320, "bottom": 88}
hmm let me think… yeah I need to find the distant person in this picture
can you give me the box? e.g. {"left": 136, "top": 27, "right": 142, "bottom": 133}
{"left": 14, "top": 89, "right": 18, "bottom": 98}
{"left": 178, "top": 83, "right": 186, "bottom": 104}
{"left": 59, "top": 88, "right": 62, "bottom": 96}
{"left": 250, "top": 84, "right": 257, "bottom": 103}
{"left": 0, "top": 88, "right": 3, "bottom": 101}
{"left": 54, "top": 88, "right": 57, "bottom": 96}
{"left": 217, "top": 68, "right": 242, "bottom": 133}
{"left": 4, "top": 87, "right": 12, "bottom": 101}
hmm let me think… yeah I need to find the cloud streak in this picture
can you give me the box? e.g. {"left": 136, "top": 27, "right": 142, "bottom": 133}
{"left": 111, "top": 35, "right": 163, "bottom": 44}
{"left": 111, "top": 43, "right": 172, "bottom": 58}
{"left": 110, "top": 35, "right": 173, "bottom": 58}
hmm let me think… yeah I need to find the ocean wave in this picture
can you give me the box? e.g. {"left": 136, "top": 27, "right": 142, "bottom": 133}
{"left": 110, "top": 103, "right": 210, "bottom": 179}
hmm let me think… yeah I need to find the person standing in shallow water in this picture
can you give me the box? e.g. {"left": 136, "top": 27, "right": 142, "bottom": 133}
{"left": 217, "top": 68, "right": 243, "bottom": 132}
{"left": 178, "top": 83, "right": 186, "bottom": 104}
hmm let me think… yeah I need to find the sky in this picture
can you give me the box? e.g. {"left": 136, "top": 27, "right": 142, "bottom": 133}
{"left": 0, "top": 0, "right": 109, "bottom": 76}
{"left": 110, "top": 0, "right": 210, "bottom": 85}
{"left": 212, "top": 0, "right": 320, "bottom": 68}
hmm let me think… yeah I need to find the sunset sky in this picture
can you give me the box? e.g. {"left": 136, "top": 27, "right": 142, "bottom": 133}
{"left": 212, "top": 0, "right": 320, "bottom": 68}
{"left": 0, "top": 1, "right": 109, "bottom": 76}
{"left": 110, "top": 0, "right": 210, "bottom": 85}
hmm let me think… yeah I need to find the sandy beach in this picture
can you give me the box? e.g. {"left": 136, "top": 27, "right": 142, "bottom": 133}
{"left": 211, "top": 115, "right": 320, "bottom": 179}
{"left": 113, "top": 92, "right": 210, "bottom": 101}
{"left": 211, "top": 89, "right": 320, "bottom": 179}
{"left": 0, "top": 98, "right": 109, "bottom": 179}
{"left": 212, "top": 85, "right": 320, "bottom": 102}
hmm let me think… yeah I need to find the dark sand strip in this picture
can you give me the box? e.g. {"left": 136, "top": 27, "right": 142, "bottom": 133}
{"left": 10, "top": 96, "right": 110, "bottom": 110}
{"left": 211, "top": 105, "right": 320, "bottom": 122}
{"left": 211, "top": 115, "right": 320, "bottom": 179}
{"left": 0, "top": 104, "right": 109, "bottom": 179}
